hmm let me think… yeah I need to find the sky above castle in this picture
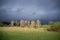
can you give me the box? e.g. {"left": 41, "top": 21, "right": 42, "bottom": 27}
{"left": 0, "top": 0, "right": 60, "bottom": 22}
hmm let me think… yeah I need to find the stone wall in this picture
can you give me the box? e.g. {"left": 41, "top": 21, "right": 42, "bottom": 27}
{"left": 10, "top": 20, "right": 41, "bottom": 28}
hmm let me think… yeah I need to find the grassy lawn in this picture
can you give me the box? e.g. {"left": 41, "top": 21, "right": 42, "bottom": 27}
{"left": 0, "top": 27, "right": 60, "bottom": 40}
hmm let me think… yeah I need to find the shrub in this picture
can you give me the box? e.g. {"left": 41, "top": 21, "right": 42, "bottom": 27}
{"left": 0, "top": 23, "right": 4, "bottom": 26}
{"left": 47, "top": 22, "right": 60, "bottom": 32}
{"left": 53, "top": 22, "right": 60, "bottom": 31}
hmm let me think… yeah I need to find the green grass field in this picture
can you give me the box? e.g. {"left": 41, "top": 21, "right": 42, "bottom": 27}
{"left": 0, "top": 30, "right": 60, "bottom": 40}
{"left": 0, "top": 27, "right": 60, "bottom": 40}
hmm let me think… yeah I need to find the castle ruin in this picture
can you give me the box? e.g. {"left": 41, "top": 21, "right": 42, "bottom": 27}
{"left": 10, "top": 20, "right": 41, "bottom": 28}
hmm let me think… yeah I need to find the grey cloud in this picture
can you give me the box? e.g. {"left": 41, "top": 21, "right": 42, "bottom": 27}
{"left": 0, "top": 0, "right": 60, "bottom": 21}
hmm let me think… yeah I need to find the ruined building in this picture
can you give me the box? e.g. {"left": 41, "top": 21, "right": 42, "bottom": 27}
{"left": 30, "top": 20, "right": 36, "bottom": 28}
{"left": 10, "top": 20, "right": 14, "bottom": 26}
{"left": 10, "top": 20, "right": 41, "bottom": 28}
{"left": 36, "top": 20, "right": 41, "bottom": 28}
{"left": 20, "top": 20, "right": 25, "bottom": 27}
{"left": 24, "top": 20, "right": 28, "bottom": 27}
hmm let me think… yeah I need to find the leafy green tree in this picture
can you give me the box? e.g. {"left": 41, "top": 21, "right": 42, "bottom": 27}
{"left": 47, "top": 22, "right": 60, "bottom": 32}
{"left": 53, "top": 22, "right": 60, "bottom": 30}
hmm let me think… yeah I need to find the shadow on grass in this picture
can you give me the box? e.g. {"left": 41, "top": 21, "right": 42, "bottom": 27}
{"left": 0, "top": 31, "right": 10, "bottom": 40}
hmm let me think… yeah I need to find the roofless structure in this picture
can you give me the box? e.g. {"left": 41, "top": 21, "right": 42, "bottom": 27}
{"left": 10, "top": 20, "right": 41, "bottom": 28}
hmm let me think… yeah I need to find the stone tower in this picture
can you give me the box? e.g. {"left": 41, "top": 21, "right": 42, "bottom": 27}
{"left": 24, "top": 20, "right": 28, "bottom": 27}
{"left": 10, "top": 20, "right": 14, "bottom": 26}
{"left": 36, "top": 20, "right": 41, "bottom": 28}
{"left": 20, "top": 20, "right": 25, "bottom": 27}
{"left": 27, "top": 21, "right": 30, "bottom": 27}
{"left": 15, "top": 21, "right": 19, "bottom": 26}
{"left": 30, "top": 20, "right": 35, "bottom": 28}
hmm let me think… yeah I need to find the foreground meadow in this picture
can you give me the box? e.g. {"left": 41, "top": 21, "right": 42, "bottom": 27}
{"left": 0, "top": 27, "right": 60, "bottom": 40}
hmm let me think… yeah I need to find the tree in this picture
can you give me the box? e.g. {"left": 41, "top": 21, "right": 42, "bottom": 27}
{"left": 47, "top": 22, "right": 60, "bottom": 32}
{"left": 53, "top": 22, "right": 60, "bottom": 31}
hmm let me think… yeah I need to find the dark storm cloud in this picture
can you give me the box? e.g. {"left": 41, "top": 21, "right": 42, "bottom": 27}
{"left": 0, "top": 0, "right": 60, "bottom": 22}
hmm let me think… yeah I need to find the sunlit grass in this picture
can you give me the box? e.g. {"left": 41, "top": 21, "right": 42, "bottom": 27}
{"left": 0, "top": 27, "right": 47, "bottom": 32}
{"left": 0, "top": 27, "right": 60, "bottom": 40}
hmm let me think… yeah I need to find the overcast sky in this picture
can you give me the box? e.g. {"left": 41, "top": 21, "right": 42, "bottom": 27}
{"left": 0, "top": 0, "right": 60, "bottom": 22}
